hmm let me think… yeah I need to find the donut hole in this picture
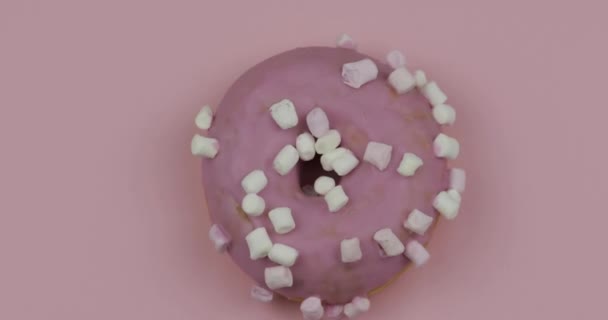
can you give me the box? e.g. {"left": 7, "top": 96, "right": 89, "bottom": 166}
{"left": 298, "top": 154, "right": 342, "bottom": 196}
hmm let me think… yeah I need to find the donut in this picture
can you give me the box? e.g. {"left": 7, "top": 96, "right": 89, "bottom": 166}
{"left": 192, "top": 36, "right": 465, "bottom": 319}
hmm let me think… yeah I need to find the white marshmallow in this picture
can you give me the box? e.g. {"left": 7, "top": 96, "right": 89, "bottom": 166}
{"left": 433, "top": 191, "right": 461, "bottom": 220}
{"left": 403, "top": 209, "right": 434, "bottom": 235}
{"left": 245, "top": 227, "right": 273, "bottom": 260}
{"left": 405, "top": 240, "right": 430, "bottom": 267}
{"left": 195, "top": 105, "right": 213, "bottom": 130}
{"left": 414, "top": 70, "right": 427, "bottom": 88}
{"left": 296, "top": 132, "right": 316, "bottom": 161}
{"left": 250, "top": 285, "right": 273, "bottom": 303}
{"left": 264, "top": 266, "right": 293, "bottom": 289}
{"left": 268, "top": 207, "right": 296, "bottom": 234}
{"left": 241, "top": 193, "right": 266, "bottom": 216}
{"left": 269, "top": 99, "right": 298, "bottom": 129}
{"left": 450, "top": 168, "right": 466, "bottom": 193}
{"left": 306, "top": 107, "right": 330, "bottom": 138}
{"left": 273, "top": 144, "right": 299, "bottom": 175}
{"left": 373, "top": 228, "right": 405, "bottom": 256}
{"left": 241, "top": 170, "right": 268, "bottom": 194}
{"left": 386, "top": 49, "right": 406, "bottom": 69}
{"left": 314, "top": 176, "right": 335, "bottom": 195}
{"left": 344, "top": 297, "right": 370, "bottom": 318}
{"left": 208, "top": 224, "right": 231, "bottom": 252}
{"left": 191, "top": 134, "right": 219, "bottom": 158}
{"left": 315, "top": 129, "right": 341, "bottom": 154}
{"left": 332, "top": 152, "right": 360, "bottom": 176}
{"left": 342, "top": 59, "right": 379, "bottom": 89}
{"left": 421, "top": 81, "right": 447, "bottom": 106}
{"left": 432, "top": 104, "right": 456, "bottom": 125}
{"left": 336, "top": 33, "right": 357, "bottom": 49}
{"left": 301, "top": 296, "right": 324, "bottom": 320}
{"left": 448, "top": 189, "right": 462, "bottom": 202}
{"left": 325, "top": 185, "right": 349, "bottom": 212}
{"left": 363, "top": 141, "right": 393, "bottom": 171}
{"left": 433, "top": 133, "right": 460, "bottom": 159}
{"left": 321, "top": 147, "right": 349, "bottom": 171}
{"left": 388, "top": 67, "right": 416, "bottom": 94}
{"left": 341, "top": 238, "right": 363, "bottom": 263}
{"left": 397, "top": 152, "right": 424, "bottom": 176}
{"left": 325, "top": 305, "right": 344, "bottom": 318}
{"left": 268, "top": 243, "right": 299, "bottom": 267}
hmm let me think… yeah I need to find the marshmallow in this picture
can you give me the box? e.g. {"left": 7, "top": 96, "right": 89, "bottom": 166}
{"left": 388, "top": 67, "right": 416, "bottom": 94}
{"left": 208, "top": 224, "right": 231, "bottom": 253}
{"left": 397, "top": 152, "right": 423, "bottom": 176}
{"left": 324, "top": 305, "right": 344, "bottom": 318}
{"left": 264, "top": 266, "right": 293, "bottom": 289}
{"left": 342, "top": 59, "right": 379, "bottom": 89}
{"left": 448, "top": 189, "right": 462, "bottom": 202}
{"left": 325, "top": 185, "right": 349, "bottom": 212}
{"left": 403, "top": 209, "right": 434, "bottom": 235}
{"left": 242, "top": 193, "right": 266, "bottom": 216}
{"left": 344, "top": 297, "right": 370, "bottom": 318}
{"left": 195, "top": 105, "right": 213, "bottom": 130}
{"left": 433, "top": 133, "right": 460, "bottom": 159}
{"left": 269, "top": 243, "right": 299, "bottom": 267}
{"left": 414, "top": 70, "right": 427, "bottom": 88}
{"left": 269, "top": 99, "right": 299, "bottom": 129}
{"left": 250, "top": 285, "right": 273, "bottom": 303}
{"left": 314, "top": 176, "right": 335, "bottom": 195}
{"left": 296, "top": 132, "right": 316, "bottom": 161}
{"left": 315, "top": 129, "right": 341, "bottom": 154}
{"left": 373, "top": 228, "right": 405, "bottom": 256}
{"left": 433, "top": 191, "right": 461, "bottom": 220}
{"left": 341, "top": 238, "right": 363, "bottom": 263}
{"left": 364, "top": 141, "right": 393, "bottom": 171}
{"left": 405, "top": 240, "right": 430, "bottom": 267}
{"left": 268, "top": 207, "right": 296, "bottom": 234}
{"left": 386, "top": 49, "right": 406, "bottom": 69}
{"left": 336, "top": 33, "right": 357, "bottom": 49}
{"left": 450, "top": 168, "right": 466, "bottom": 193}
{"left": 300, "top": 296, "right": 324, "bottom": 320}
{"left": 191, "top": 134, "right": 219, "bottom": 158}
{"left": 432, "top": 104, "right": 456, "bottom": 125}
{"left": 332, "top": 152, "right": 360, "bottom": 176}
{"left": 246, "top": 227, "right": 273, "bottom": 260}
{"left": 241, "top": 169, "right": 268, "bottom": 194}
{"left": 421, "top": 81, "right": 447, "bottom": 106}
{"left": 306, "top": 107, "right": 330, "bottom": 138}
{"left": 273, "top": 144, "right": 299, "bottom": 175}
{"left": 321, "top": 147, "right": 349, "bottom": 171}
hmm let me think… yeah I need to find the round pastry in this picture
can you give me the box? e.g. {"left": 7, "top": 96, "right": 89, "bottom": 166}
{"left": 193, "top": 35, "right": 465, "bottom": 319}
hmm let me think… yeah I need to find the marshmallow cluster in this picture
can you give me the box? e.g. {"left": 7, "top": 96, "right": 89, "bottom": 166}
{"left": 300, "top": 296, "right": 324, "bottom": 320}
{"left": 250, "top": 285, "right": 273, "bottom": 303}
{"left": 364, "top": 141, "right": 393, "bottom": 171}
{"left": 265, "top": 265, "right": 293, "bottom": 289}
{"left": 405, "top": 240, "right": 430, "bottom": 266}
{"left": 344, "top": 296, "right": 370, "bottom": 318}
{"left": 246, "top": 227, "right": 273, "bottom": 260}
{"left": 325, "top": 185, "right": 349, "bottom": 212}
{"left": 342, "top": 59, "right": 378, "bottom": 88}
{"left": 403, "top": 209, "right": 434, "bottom": 235}
{"left": 433, "top": 190, "right": 462, "bottom": 219}
{"left": 433, "top": 133, "right": 460, "bottom": 159}
{"left": 269, "top": 99, "right": 299, "bottom": 129}
{"left": 191, "top": 134, "right": 219, "bottom": 158}
{"left": 273, "top": 144, "right": 299, "bottom": 175}
{"left": 397, "top": 152, "right": 423, "bottom": 176}
{"left": 373, "top": 228, "right": 405, "bottom": 256}
{"left": 268, "top": 207, "right": 296, "bottom": 234}
{"left": 241, "top": 169, "right": 268, "bottom": 194}
{"left": 341, "top": 237, "right": 363, "bottom": 263}
{"left": 208, "top": 224, "right": 231, "bottom": 253}
{"left": 195, "top": 105, "right": 213, "bottom": 130}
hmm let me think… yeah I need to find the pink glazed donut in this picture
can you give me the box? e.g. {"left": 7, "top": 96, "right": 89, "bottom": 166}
{"left": 194, "top": 42, "right": 465, "bottom": 318}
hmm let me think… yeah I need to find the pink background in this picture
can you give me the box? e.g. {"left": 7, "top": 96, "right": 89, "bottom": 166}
{"left": 1, "top": 0, "right": 607, "bottom": 319}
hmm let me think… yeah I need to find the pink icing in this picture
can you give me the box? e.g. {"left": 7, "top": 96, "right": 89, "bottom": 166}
{"left": 202, "top": 47, "right": 448, "bottom": 304}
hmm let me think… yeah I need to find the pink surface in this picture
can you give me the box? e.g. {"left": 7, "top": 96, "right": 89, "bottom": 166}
{"left": 0, "top": 1, "right": 607, "bottom": 319}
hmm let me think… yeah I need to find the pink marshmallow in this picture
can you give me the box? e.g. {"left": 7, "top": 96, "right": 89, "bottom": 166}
{"left": 324, "top": 305, "right": 344, "bottom": 318}
{"left": 301, "top": 296, "right": 324, "bottom": 320}
{"left": 336, "top": 33, "right": 357, "bottom": 49}
{"left": 405, "top": 240, "right": 430, "bottom": 267}
{"left": 363, "top": 141, "right": 393, "bottom": 171}
{"left": 386, "top": 49, "right": 406, "bottom": 69}
{"left": 306, "top": 107, "right": 330, "bottom": 138}
{"left": 450, "top": 168, "right": 466, "bottom": 193}
{"left": 208, "top": 224, "right": 231, "bottom": 253}
{"left": 342, "top": 59, "right": 378, "bottom": 89}
{"left": 264, "top": 266, "right": 293, "bottom": 289}
{"left": 250, "top": 285, "right": 273, "bottom": 303}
